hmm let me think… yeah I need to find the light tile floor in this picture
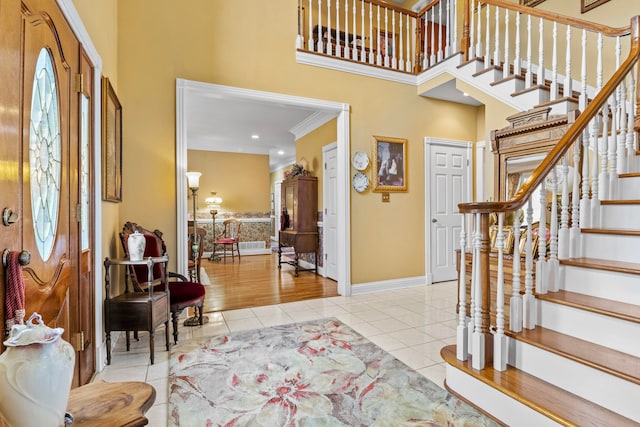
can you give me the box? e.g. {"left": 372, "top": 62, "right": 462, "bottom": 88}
{"left": 95, "top": 280, "right": 459, "bottom": 426}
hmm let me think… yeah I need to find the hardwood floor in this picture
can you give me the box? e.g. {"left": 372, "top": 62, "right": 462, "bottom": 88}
{"left": 200, "top": 253, "right": 339, "bottom": 312}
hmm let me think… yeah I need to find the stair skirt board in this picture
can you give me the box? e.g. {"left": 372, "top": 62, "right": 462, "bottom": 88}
{"left": 445, "top": 364, "right": 559, "bottom": 427}
{"left": 580, "top": 233, "right": 640, "bottom": 264}
{"left": 537, "top": 300, "right": 640, "bottom": 358}
{"left": 509, "top": 338, "right": 640, "bottom": 422}
{"left": 562, "top": 265, "right": 640, "bottom": 305}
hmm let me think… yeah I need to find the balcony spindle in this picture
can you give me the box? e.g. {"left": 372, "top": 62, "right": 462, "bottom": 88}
{"left": 438, "top": 0, "right": 444, "bottom": 62}
{"left": 550, "top": 21, "right": 558, "bottom": 100}
{"left": 504, "top": 9, "right": 510, "bottom": 78}
{"left": 579, "top": 29, "right": 588, "bottom": 110}
{"left": 317, "top": 0, "right": 324, "bottom": 53}
{"left": 399, "top": 13, "right": 404, "bottom": 71}
{"left": 537, "top": 17, "right": 545, "bottom": 86}
{"left": 369, "top": 3, "right": 374, "bottom": 64}
{"left": 515, "top": 11, "right": 521, "bottom": 76}
{"left": 564, "top": 26, "right": 573, "bottom": 99}
{"left": 484, "top": 4, "right": 490, "bottom": 68}
{"left": 523, "top": 198, "right": 536, "bottom": 330}
{"left": 469, "top": 0, "right": 476, "bottom": 58}
{"left": 510, "top": 210, "right": 523, "bottom": 333}
{"left": 493, "top": 6, "right": 500, "bottom": 68}
{"left": 406, "top": 14, "right": 412, "bottom": 71}
{"left": 308, "top": 0, "right": 314, "bottom": 50}
{"left": 297, "top": 0, "right": 304, "bottom": 48}
{"left": 476, "top": 1, "right": 482, "bottom": 61}
{"left": 327, "top": 0, "right": 333, "bottom": 56}
{"left": 494, "top": 212, "right": 507, "bottom": 371}
{"left": 377, "top": 6, "right": 382, "bottom": 65}
{"left": 392, "top": 10, "right": 397, "bottom": 69}
{"left": 457, "top": 213, "right": 468, "bottom": 361}
{"left": 526, "top": 15, "right": 532, "bottom": 87}
{"left": 430, "top": 9, "right": 436, "bottom": 66}
{"left": 352, "top": 0, "right": 358, "bottom": 60}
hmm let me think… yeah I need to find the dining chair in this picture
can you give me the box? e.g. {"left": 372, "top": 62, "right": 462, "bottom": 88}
{"left": 213, "top": 218, "right": 242, "bottom": 263}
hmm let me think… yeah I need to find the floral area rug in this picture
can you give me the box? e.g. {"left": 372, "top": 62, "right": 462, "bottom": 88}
{"left": 168, "top": 318, "right": 499, "bottom": 426}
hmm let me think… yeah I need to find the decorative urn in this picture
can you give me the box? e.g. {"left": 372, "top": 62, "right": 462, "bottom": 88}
{"left": 128, "top": 230, "right": 146, "bottom": 261}
{"left": 0, "top": 313, "right": 75, "bottom": 427}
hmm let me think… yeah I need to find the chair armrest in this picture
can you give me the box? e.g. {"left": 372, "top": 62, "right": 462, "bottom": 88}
{"left": 168, "top": 271, "right": 190, "bottom": 282}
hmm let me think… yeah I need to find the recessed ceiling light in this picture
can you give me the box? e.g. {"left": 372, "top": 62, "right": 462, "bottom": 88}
{"left": 463, "top": 92, "right": 469, "bottom": 97}
{"left": 251, "top": 134, "right": 260, "bottom": 139}
{"left": 277, "top": 150, "right": 285, "bottom": 155}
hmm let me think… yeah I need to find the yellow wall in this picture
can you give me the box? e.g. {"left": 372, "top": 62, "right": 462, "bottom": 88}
{"left": 187, "top": 150, "right": 270, "bottom": 215}
{"left": 71, "top": 0, "right": 636, "bottom": 286}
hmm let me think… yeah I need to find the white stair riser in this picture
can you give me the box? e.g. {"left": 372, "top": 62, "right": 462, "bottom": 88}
{"left": 538, "top": 300, "right": 640, "bottom": 357}
{"left": 580, "top": 233, "right": 640, "bottom": 263}
{"left": 472, "top": 68, "right": 503, "bottom": 87}
{"left": 600, "top": 203, "right": 640, "bottom": 229}
{"left": 491, "top": 76, "right": 525, "bottom": 94}
{"left": 445, "top": 364, "right": 559, "bottom": 427}
{"left": 561, "top": 265, "right": 640, "bottom": 305}
{"left": 511, "top": 87, "right": 550, "bottom": 106}
{"left": 509, "top": 338, "right": 640, "bottom": 422}
{"left": 618, "top": 176, "right": 640, "bottom": 199}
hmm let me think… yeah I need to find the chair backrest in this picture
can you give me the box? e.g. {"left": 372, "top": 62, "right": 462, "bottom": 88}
{"left": 221, "top": 219, "right": 242, "bottom": 240}
{"left": 187, "top": 221, "right": 206, "bottom": 261}
{"left": 120, "top": 221, "right": 166, "bottom": 291}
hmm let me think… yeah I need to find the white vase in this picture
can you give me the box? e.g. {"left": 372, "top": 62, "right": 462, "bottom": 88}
{"left": 128, "top": 230, "right": 146, "bottom": 261}
{"left": 0, "top": 313, "right": 75, "bottom": 427}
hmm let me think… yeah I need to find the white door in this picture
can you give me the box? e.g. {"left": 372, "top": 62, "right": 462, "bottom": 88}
{"left": 323, "top": 143, "right": 338, "bottom": 280}
{"left": 425, "top": 138, "right": 471, "bottom": 283}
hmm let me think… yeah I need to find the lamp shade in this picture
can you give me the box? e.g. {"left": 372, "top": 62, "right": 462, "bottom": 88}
{"left": 186, "top": 172, "right": 201, "bottom": 190}
{"left": 205, "top": 194, "right": 223, "bottom": 207}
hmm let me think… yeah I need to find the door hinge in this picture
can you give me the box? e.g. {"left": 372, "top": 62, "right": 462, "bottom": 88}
{"left": 76, "top": 74, "right": 83, "bottom": 93}
{"left": 324, "top": 207, "right": 327, "bottom": 214}
{"left": 324, "top": 162, "right": 327, "bottom": 170}
{"left": 325, "top": 253, "right": 327, "bottom": 260}
{"left": 72, "top": 331, "right": 85, "bottom": 351}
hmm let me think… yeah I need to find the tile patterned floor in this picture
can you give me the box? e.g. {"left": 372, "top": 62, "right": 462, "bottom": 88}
{"left": 95, "top": 280, "right": 459, "bottom": 426}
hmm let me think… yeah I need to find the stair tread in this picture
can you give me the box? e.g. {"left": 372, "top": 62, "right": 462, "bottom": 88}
{"left": 511, "top": 326, "right": 640, "bottom": 385}
{"left": 537, "top": 290, "right": 640, "bottom": 322}
{"left": 561, "top": 257, "right": 640, "bottom": 274}
{"left": 602, "top": 199, "right": 640, "bottom": 205}
{"left": 619, "top": 172, "right": 640, "bottom": 178}
{"left": 442, "top": 345, "right": 638, "bottom": 427}
{"left": 582, "top": 227, "right": 640, "bottom": 236}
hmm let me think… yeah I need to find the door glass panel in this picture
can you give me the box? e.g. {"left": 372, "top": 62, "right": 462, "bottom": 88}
{"left": 81, "top": 94, "right": 90, "bottom": 250}
{"left": 30, "top": 48, "right": 61, "bottom": 261}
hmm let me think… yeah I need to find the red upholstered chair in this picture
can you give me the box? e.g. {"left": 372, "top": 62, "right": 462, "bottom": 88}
{"left": 213, "top": 218, "right": 242, "bottom": 263}
{"left": 120, "top": 222, "right": 207, "bottom": 344}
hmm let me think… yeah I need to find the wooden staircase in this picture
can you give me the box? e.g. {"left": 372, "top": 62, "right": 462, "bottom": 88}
{"left": 443, "top": 135, "right": 640, "bottom": 426}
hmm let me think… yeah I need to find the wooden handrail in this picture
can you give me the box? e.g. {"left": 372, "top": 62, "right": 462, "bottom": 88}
{"left": 479, "top": 0, "right": 631, "bottom": 37}
{"left": 459, "top": 15, "right": 640, "bottom": 215}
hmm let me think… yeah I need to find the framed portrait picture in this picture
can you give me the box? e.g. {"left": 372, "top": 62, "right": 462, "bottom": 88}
{"left": 490, "top": 225, "right": 515, "bottom": 254}
{"left": 372, "top": 135, "right": 407, "bottom": 192}
{"left": 519, "top": 0, "right": 546, "bottom": 6}
{"left": 581, "top": 0, "right": 611, "bottom": 13}
{"left": 102, "top": 76, "right": 122, "bottom": 202}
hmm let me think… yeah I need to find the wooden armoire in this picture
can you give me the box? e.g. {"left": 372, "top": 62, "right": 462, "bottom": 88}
{"left": 278, "top": 176, "right": 318, "bottom": 276}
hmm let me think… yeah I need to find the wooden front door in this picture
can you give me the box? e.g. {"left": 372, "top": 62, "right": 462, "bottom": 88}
{"left": 0, "top": 0, "right": 95, "bottom": 387}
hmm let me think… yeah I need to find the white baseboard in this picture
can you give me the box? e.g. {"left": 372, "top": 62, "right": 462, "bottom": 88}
{"left": 350, "top": 276, "right": 427, "bottom": 295}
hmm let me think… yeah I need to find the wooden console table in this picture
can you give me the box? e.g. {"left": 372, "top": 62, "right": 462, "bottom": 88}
{"left": 278, "top": 230, "right": 318, "bottom": 276}
{"left": 66, "top": 381, "right": 155, "bottom": 426}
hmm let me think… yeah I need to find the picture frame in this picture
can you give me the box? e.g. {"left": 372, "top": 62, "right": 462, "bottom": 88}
{"left": 580, "top": 0, "right": 611, "bottom": 13}
{"left": 372, "top": 135, "right": 407, "bottom": 192}
{"left": 519, "top": 0, "right": 546, "bottom": 6}
{"left": 490, "top": 225, "right": 515, "bottom": 254}
{"left": 518, "top": 227, "right": 540, "bottom": 257}
{"left": 102, "top": 76, "right": 122, "bottom": 202}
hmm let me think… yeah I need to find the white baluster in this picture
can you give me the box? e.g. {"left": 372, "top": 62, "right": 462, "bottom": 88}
{"left": 523, "top": 198, "right": 536, "bottom": 330}
{"left": 600, "top": 99, "right": 611, "bottom": 201}
{"left": 579, "top": 29, "right": 588, "bottom": 110}
{"left": 617, "top": 58, "right": 628, "bottom": 174}
{"left": 514, "top": 11, "right": 521, "bottom": 76}
{"left": 494, "top": 212, "right": 507, "bottom": 372}
{"left": 399, "top": 13, "right": 404, "bottom": 71}
{"left": 336, "top": 0, "right": 341, "bottom": 58}
{"left": 550, "top": 21, "right": 558, "bottom": 100}
{"left": 317, "top": 0, "right": 324, "bottom": 53}
{"left": 384, "top": 7, "right": 390, "bottom": 68}
{"left": 537, "top": 17, "right": 545, "bottom": 87}
{"left": 297, "top": 0, "right": 304, "bottom": 48}
{"left": 536, "top": 178, "right": 548, "bottom": 295}
{"left": 451, "top": 0, "right": 458, "bottom": 54}
{"left": 445, "top": 0, "right": 452, "bottom": 57}
{"left": 626, "top": 72, "right": 636, "bottom": 173}
{"left": 476, "top": 0, "right": 483, "bottom": 60}
{"left": 570, "top": 137, "right": 581, "bottom": 258}
{"left": 377, "top": 6, "right": 382, "bottom": 66}
{"left": 369, "top": 3, "right": 374, "bottom": 64}
{"left": 352, "top": 0, "right": 357, "bottom": 60}
{"left": 493, "top": 6, "right": 500, "bottom": 68}
{"left": 591, "top": 33, "right": 604, "bottom": 227}
{"left": 484, "top": 4, "right": 490, "bottom": 68}
{"left": 548, "top": 168, "right": 559, "bottom": 292}
{"left": 504, "top": 9, "right": 510, "bottom": 77}
{"left": 564, "top": 26, "right": 572, "bottom": 99}
{"left": 580, "top": 125, "right": 592, "bottom": 228}
{"left": 472, "top": 213, "right": 486, "bottom": 370}
{"left": 406, "top": 14, "right": 412, "bottom": 71}
{"left": 468, "top": 212, "right": 479, "bottom": 357}
{"left": 360, "top": 0, "right": 365, "bottom": 62}
{"left": 558, "top": 156, "right": 571, "bottom": 261}
{"left": 392, "top": 10, "right": 397, "bottom": 69}
{"left": 437, "top": 0, "right": 443, "bottom": 62}
{"left": 525, "top": 14, "right": 532, "bottom": 87}
{"left": 469, "top": 0, "right": 476, "bottom": 59}
{"left": 457, "top": 213, "right": 468, "bottom": 361}
{"left": 327, "top": 0, "right": 332, "bottom": 56}
{"left": 423, "top": 14, "right": 429, "bottom": 69}
{"left": 308, "top": 0, "right": 314, "bottom": 50}
{"left": 430, "top": 8, "right": 436, "bottom": 66}
{"left": 510, "top": 210, "right": 523, "bottom": 333}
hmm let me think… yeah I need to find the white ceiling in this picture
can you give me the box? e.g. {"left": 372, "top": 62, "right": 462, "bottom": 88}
{"left": 185, "top": 91, "right": 326, "bottom": 171}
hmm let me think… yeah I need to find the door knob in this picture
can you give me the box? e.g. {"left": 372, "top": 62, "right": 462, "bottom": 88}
{"left": 432, "top": 218, "right": 438, "bottom": 223}
{"left": 2, "top": 208, "right": 18, "bottom": 226}
{"left": 2, "top": 249, "right": 31, "bottom": 268}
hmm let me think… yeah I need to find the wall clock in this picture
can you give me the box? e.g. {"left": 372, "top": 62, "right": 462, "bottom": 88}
{"left": 351, "top": 151, "right": 369, "bottom": 171}
{"left": 352, "top": 172, "right": 369, "bottom": 193}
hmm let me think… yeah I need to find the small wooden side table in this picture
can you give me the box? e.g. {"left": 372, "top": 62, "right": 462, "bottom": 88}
{"left": 66, "top": 381, "right": 156, "bottom": 426}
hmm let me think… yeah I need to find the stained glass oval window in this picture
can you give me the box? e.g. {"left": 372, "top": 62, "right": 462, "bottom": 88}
{"left": 30, "top": 48, "right": 61, "bottom": 261}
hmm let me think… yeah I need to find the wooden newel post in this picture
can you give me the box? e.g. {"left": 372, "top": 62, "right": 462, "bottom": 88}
{"left": 479, "top": 212, "right": 494, "bottom": 364}
{"left": 461, "top": 0, "right": 471, "bottom": 62}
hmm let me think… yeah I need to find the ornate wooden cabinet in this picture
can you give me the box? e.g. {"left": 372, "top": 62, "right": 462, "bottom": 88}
{"left": 278, "top": 176, "right": 318, "bottom": 276}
